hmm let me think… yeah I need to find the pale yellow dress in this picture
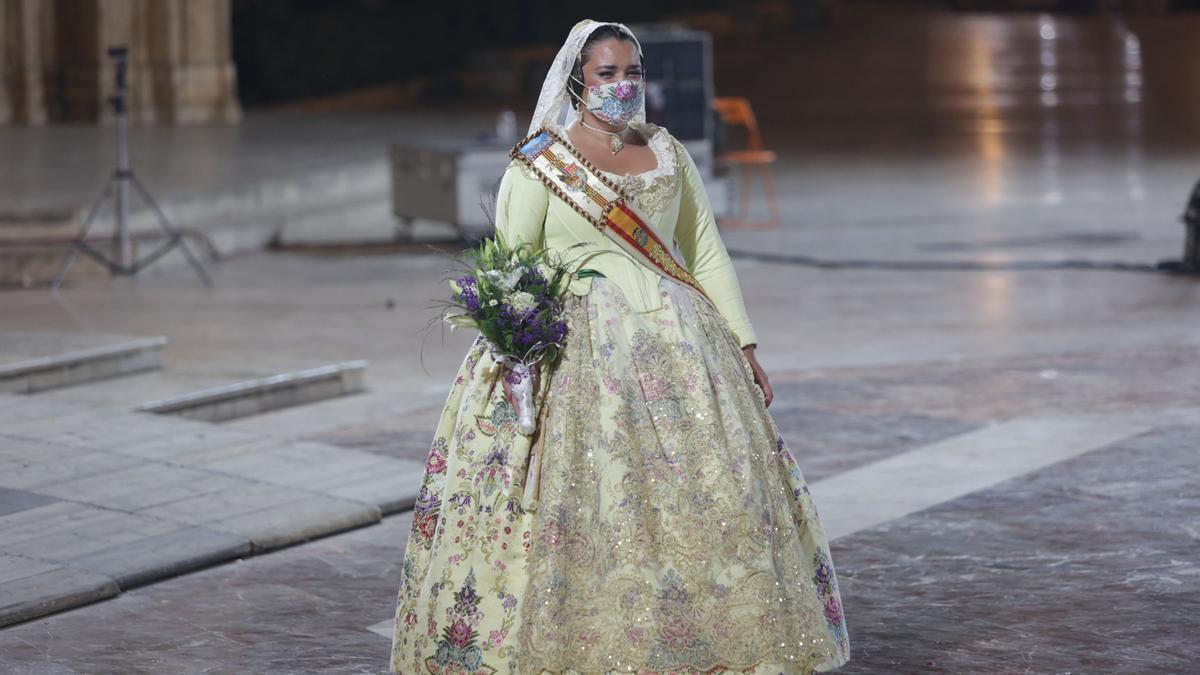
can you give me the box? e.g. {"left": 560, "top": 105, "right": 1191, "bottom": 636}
{"left": 390, "top": 121, "right": 850, "bottom": 674}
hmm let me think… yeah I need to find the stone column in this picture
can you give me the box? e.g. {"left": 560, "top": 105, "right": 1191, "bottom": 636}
{"left": 0, "top": 1, "right": 9, "bottom": 123}
{"left": 139, "top": 0, "right": 240, "bottom": 124}
{"left": 167, "top": 0, "right": 240, "bottom": 124}
{"left": 0, "top": 0, "right": 49, "bottom": 124}
{"left": 0, "top": 0, "right": 240, "bottom": 126}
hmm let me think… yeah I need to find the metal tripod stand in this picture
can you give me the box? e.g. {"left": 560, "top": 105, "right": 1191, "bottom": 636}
{"left": 51, "top": 46, "right": 212, "bottom": 291}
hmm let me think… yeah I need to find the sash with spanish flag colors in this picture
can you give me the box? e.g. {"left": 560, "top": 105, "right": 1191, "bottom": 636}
{"left": 509, "top": 126, "right": 714, "bottom": 307}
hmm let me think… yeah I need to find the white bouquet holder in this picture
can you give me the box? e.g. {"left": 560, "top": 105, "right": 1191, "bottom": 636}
{"left": 486, "top": 343, "right": 549, "bottom": 512}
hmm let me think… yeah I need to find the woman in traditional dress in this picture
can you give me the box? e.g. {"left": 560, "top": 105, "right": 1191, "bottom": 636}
{"left": 390, "top": 19, "right": 850, "bottom": 675}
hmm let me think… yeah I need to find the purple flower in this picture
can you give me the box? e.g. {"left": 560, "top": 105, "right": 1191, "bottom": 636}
{"left": 414, "top": 484, "right": 440, "bottom": 516}
{"left": 483, "top": 445, "right": 509, "bottom": 466}
{"left": 551, "top": 320, "right": 568, "bottom": 342}
{"left": 454, "top": 275, "right": 483, "bottom": 314}
{"left": 814, "top": 562, "right": 833, "bottom": 588}
{"left": 460, "top": 288, "right": 480, "bottom": 313}
{"left": 455, "top": 584, "right": 479, "bottom": 609}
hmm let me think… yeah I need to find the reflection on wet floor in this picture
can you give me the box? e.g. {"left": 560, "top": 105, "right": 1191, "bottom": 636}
{"left": 715, "top": 6, "right": 1200, "bottom": 222}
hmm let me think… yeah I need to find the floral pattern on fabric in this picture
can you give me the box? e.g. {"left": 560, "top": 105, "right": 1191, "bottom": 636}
{"left": 512, "top": 276, "right": 850, "bottom": 673}
{"left": 597, "top": 123, "right": 680, "bottom": 218}
{"left": 813, "top": 549, "right": 846, "bottom": 635}
{"left": 425, "top": 568, "right": 499, "bottom": 674}
{"left": 393, "top": 277, "right": 850, "bottom": 673}
{"left": 391, "top": 337, "right": 534, "bottom": 674}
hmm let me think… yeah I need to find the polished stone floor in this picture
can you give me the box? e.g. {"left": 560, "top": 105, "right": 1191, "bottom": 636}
{"left": 2, "top": 3, "right": 1199, "bottom": 673}
{"left": 0, "top": 372, "right": 1194, "bottom": 673}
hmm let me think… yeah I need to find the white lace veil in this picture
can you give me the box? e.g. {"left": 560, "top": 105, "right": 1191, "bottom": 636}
{"left": 526, "top": 19, "right": 646, "bottom": 137}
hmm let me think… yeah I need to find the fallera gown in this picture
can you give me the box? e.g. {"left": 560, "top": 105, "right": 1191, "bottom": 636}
{"left": 389, "top": 121, "right": 850, "bottom": 674}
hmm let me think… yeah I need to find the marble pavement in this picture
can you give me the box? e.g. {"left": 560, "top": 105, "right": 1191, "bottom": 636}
{"left": 0, "top": 350, "right": 1195, "bottom": 673}
{"left": 0, "top": 393, "right": 424, "bottom": 629}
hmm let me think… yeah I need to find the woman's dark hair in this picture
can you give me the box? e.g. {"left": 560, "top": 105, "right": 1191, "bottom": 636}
{"left": 567, "top": 25, "right": 643, "bottom": 105}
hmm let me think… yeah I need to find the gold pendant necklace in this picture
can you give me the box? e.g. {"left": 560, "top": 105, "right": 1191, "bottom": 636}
{"left": 580, "top": 118, "right": 626, "bottom": 154}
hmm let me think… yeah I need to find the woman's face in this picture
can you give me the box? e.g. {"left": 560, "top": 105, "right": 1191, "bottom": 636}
{"left": 580, "top": 37, "right": 642, "bottom": 92}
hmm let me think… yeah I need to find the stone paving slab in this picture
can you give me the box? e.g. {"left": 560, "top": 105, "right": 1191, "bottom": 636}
{"left": 33, "top": 464, "right": 246, "bottom": 512}
{"left": 324, "top": 470, "right": 421, "bottom": 513}
{"left": 194, "top": 439, "right": 393, "bottom": 487}
{"left": 213, "top": 494, "right": 380, "bottom": 552}
{"left": 0, "top": 502, "right": 119, "bottom": 547}
{"left": 0, "top": 553, "right": 119, "bottom": 628}
{"left": 36, "top": 410, "right": 211, "bottom": 452}
{"left": 811, "top": 406, "right": 1200, "bottom": 540}
{"left": 0, "top": 395, "right": 92, "bottom": 424}
{"left": 0, "top": 552, "right": 56, "bottom": 584}
{"left": 0, "top": 444, "right": 143, "bottom": 491}
{"left": 2, "top": 507, "right": 191, "bottom": 565}
{"left": 833, "top": 422, "right": 1200, "bottom": 674}
{"left": 139, "top": 481, "right": 322, "bottom": 525}
{"left": 0, "top": 392, "right": 424, "bottom": 629}
{"left": 0, "top": 487, "right": 58, "bottom": 516}
{"left": 71, "top": 527, "right": 252, "bottom": 590}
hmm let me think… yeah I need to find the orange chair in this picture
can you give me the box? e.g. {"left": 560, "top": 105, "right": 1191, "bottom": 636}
{"left": 711, "top": 97, "right": 781, "bottom": 229}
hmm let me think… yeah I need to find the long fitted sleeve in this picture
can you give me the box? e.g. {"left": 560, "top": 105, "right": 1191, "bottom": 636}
{"left": 673, "top": 144, "right": 759, "bottom": 348}
{"left": 493, "top": 160, "right": 548, "bottom": 249}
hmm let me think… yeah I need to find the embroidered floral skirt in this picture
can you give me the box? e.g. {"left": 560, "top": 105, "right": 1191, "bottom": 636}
{"left": 390, "top": 276, "right": 850, "bottom": 674}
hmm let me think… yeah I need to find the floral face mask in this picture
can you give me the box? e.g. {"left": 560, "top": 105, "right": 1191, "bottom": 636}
{"left": 569, "top": 74, "right": 644, "bottom": 126}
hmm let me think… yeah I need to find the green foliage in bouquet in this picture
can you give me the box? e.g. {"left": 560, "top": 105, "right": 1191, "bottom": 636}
{"left": 441, "top": 231, "right": 587, "bottom": 365}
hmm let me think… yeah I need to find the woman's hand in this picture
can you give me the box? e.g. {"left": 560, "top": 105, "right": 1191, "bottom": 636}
{"left": 501, "top": 362, "right": 541, "bottom": 412}
{"left": 743, "top": 345, "right": 773, "bottom": 408}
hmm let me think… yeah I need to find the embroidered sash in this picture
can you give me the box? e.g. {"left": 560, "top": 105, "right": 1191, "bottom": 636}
{"left": 509, "top": 126, "right": 713, "bottom": 306}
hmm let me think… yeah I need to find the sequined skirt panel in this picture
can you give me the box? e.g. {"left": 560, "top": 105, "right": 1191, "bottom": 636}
{"left": 390, "top": 276, "right": 850, "bottom": 674}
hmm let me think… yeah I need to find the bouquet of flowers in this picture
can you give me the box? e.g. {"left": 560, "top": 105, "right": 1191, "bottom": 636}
{"left": 441, "top": 232, "right": 580, "bottom": 434}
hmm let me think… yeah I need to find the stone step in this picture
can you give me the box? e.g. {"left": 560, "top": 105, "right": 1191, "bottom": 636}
{"left": 0, "top": 210, "right": 78, "bottom": 242}
{"left": 0, "top": 210, "right": 101, "bottom": 287}
{"left": 0, "top": 333, "right": 166, "bottom": 394}
{"left": 37, "top": 360, "right": 368, "bottom": 423}
{"left": 0, "top": 158, "right": 389, "bottom": 285}
{"left": 134, "top": 361, "right": 367, "bottom": 422}
{"left": 2, "top": 142, "right": 726, "bottom": 287}
{"left": 0, "top": 243, "right": 113, "bottom": 288}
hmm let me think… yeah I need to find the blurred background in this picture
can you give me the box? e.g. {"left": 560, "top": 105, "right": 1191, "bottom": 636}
{"left": 4, "top": 0, "right": 1199, "bottom": 263}
{"left": 1, "top": 1, "right": 1198, "bottom": 672}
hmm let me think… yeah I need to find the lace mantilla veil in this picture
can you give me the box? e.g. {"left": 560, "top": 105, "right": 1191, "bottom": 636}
{"left": 526, "top": 19, "right": 646, "bottom": 137}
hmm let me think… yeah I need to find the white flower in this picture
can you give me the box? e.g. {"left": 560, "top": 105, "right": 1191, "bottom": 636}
{"left": 484, "top": 267, "right": 524, "bottom": 292}
{"left": 509, "top": 291, "right": 537, "bottom": 312}
{"left": 442, "top": 312, "right": 475, "bottom": 332}
{"left": 488, "top": 298, "right": 499, "bottom": 306}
